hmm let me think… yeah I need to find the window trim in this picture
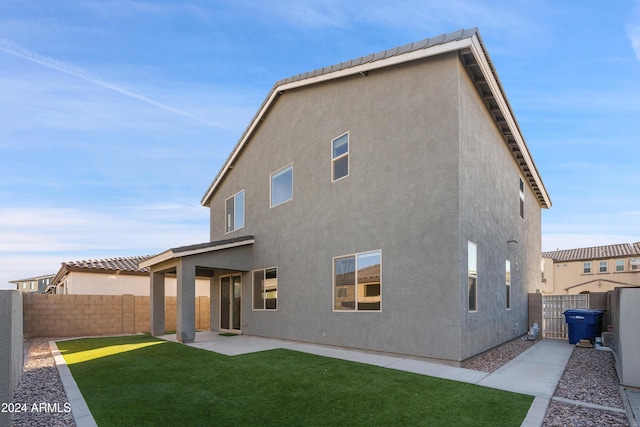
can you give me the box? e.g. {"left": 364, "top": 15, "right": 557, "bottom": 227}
{"left": 224, "top": 189, "right": 245, "bottom": 234}
{"left": 583, "top": 262, "right": 592, "bottom": 274}
{"left": 519, "top": 178, "right": 525, "bottom": 220}
{"left": 599, "top": 261, "right": 608, "bottom": 273}
{"left": 468, "top": 241, "right": 478, "bottom": 312}
{"left": 331, "top": 132, "right": 349, "bottom": 182}
{"left": 270, "top": 163, "right": 293, "bottom": 208}
{"left": 615, "top": 259, "right": 625, "bottom": 272}
{"left": 333, "top": 249, "right": 382, "bottom": 312}
{"left": 505, "top": 259, "right": 511, "bottom": 310}
{"left": 252, "top": 267, "right": 278, "bottom": 311}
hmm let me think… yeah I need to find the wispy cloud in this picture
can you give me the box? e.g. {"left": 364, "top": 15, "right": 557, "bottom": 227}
{"left": 626, "top": 4, "right": 640, "bottom": 62}
{"left": 0, "top": 39, "right": 223, "bottom": 128}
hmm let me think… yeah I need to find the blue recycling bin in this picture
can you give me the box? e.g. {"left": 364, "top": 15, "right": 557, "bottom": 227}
{"left": 563, "top": 309, "right": 605, "bottom": 344}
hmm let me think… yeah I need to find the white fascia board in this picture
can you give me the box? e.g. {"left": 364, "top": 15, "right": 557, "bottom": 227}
{"left": 139, "top": 250, "right": 173, "bottom": 268}
{"left": 468, "top": 37, "right": 551, "bottom": 208}
{"left": 201, "top": 39, "right": 473, "bottom": 206}
{"left": 175, "top": 238, "right": 255, "bottom": 258}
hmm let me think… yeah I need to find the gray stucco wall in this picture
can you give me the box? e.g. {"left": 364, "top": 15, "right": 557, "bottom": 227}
{"left": 457, "top": 60, "right": 542, "bottom": 359}
{"left": 206, "top": 51, "right": 543, "bottom": 363}
{"left": 0, "top": 290, "right": 23, "bottom": 426}
{"left": 612, "top": 288, "right": 640, "bottom": 387}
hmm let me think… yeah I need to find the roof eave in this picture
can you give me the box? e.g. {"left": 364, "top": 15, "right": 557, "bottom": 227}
{"left": 201, "top": 29, "right": 551, "bottom": 209}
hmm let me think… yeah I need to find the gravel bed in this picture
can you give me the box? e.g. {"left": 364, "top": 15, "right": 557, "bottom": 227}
{"left": 465, "top": 336, "right": 535, "bottom": 372}
{"left": 12, "top": 336, "right": 631, "bottom": 427}
{"left": 11, "top": 338, "right": 75, "bottom": 427}
{"left": 543, "top": 347, "right": 629, "bottom": 426}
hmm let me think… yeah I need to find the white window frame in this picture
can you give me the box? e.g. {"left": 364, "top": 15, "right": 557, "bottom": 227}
{"left": 333, "top": 250, "right": 382, "bottom": 312}
{"left": 506, "top": 259, "right": 511, "bottom": 310}
{"left": 599, "top": 261, "right": 607, "bottom": 273}
{"left": 615, "top": 259, "right": 625, "bottom": 272}
{"left": 252, "top": 267, "right": 278, "bottom": 311}
{"left": 519, "top": 178, "right": 525, "bottom": 220}
{"left": 583, "top": 262, "right": 591, "bottom": 274}
{"left": 270, "top": 163, "right": 293, "bottom": 208}
{"left": 468, "top": 241, "right": 478, "bottom": 312}
{"left": 331, "top": 132, "right": 349, "bottom": 182}
{"left": 225, "top": 190, "right": 245, "bottom": 233}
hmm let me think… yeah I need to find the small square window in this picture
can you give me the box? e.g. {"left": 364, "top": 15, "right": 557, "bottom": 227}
{"left": 583, "top": 262, "right": 591, "bottom": 274}
{"left": 615, "top": 260, "right": 625, "bottom": 272}
{"left": 599, "top": 261, "right": 607, "bottom": 273}
{"left": 271, "top": 164, "right": 293, "bottom": 207}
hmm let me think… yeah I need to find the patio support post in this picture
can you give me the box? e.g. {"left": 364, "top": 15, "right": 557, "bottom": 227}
{"left": 176, "top": 260, "right": 196, "bottom": 343}
{"left": 150, "top": 271, "right": 165, "bottom": 336}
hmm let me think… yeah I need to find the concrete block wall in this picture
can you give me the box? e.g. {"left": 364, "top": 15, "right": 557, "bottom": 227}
{"left": 23, "top": 294, "right": 210, "bottom": 338}
{"left": 0, "top": 291, "right": 23, "bottom": 427}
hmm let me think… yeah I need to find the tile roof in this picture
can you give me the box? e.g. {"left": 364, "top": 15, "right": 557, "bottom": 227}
{"left": 63, "top": 255, "right": 152, "bottom": 274}
{"left": 543, "top": 243, "right": 640, "bottom": 262}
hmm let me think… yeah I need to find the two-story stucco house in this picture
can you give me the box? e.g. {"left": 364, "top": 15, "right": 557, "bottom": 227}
{"left": 541, "top": 242, "right": 640, "bottom": 295}
{"left": 141, "top": 28, "right": 551, "bottom": 365}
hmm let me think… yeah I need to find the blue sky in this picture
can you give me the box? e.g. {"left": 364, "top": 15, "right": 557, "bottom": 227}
{"left": 1, "top": 1, "right": 640, "bottom": 288}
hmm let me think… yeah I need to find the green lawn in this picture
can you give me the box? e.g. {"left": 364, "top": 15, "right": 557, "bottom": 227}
{"left": 57, "top": 335, "right": 533, "bottom": 426}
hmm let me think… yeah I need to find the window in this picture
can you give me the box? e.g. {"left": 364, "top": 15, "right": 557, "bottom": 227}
{"left": 599, "top": 261, "right": 607, "bottom": 273}
{"left": 331, "top": 133, "right": 349, "bottom": 181}
{"left": 468, "top": 242, "right": 477, "bottom": 312}
{"left": 506, "top": 260, "right": 511, "bottom": 310}
{"left": 615, "top": 259, "right": 625, "bottom": 272}
{"left": 583, "top": 262, "right": 591, "bottom": 274}
{"left": 270, "top": 164, "right": 293, "bottom": 207}
{"left": 519, "top": 178, "right": 525, "bottom": 219}
{"left": 253, "top": 267, "right": 277, "bottom": 310}
{"left": 334, "top": 250, "right": 381, "bottom": 311}
{"left": 225, "top": 190, "right": 245, "bottom": 233}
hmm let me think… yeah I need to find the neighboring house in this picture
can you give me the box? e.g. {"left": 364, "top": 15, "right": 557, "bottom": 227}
{"left": 142, "top": 28, "right": 551, "bottom": 365}
{"left": 540, "top": 243, "right": 640, "bottom": 295}
{"left": 9, "top": 274, "right": 56, "bottom": 293}
{"left": 47, "top": 256, "right": 210, "bottom": 296}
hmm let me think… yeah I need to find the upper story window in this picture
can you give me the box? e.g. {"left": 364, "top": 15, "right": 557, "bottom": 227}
{"left": 468, "top": 242, "right": 477, "bottom": 312}
{"left": 332, "top": 133, "right": 349, "bottom": 181}
{"left": 599, "top": 261, "right": 607, "bottom": 273}
{"left": 519, "top": 178, "right": 525, "bottom": 220}
{"left": 271, "top": 164, "right": 293, "bottom": 207}
{"left": 583, "top": 262, "right": 591, "bottom": 274}
{"left": 225, "top": 190, "right": 245, "bottom": 233}
{"left": 615, "top": 259, "right": 625, "bottom": 272}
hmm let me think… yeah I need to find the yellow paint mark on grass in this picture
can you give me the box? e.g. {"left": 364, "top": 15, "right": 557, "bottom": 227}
{"left": 62, "top": 341, "right": 165, "bottom": 364}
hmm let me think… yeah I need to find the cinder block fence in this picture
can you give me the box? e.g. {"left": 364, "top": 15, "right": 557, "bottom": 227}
{"left": 23, "top": 293, "right": 210, "bottom": 338}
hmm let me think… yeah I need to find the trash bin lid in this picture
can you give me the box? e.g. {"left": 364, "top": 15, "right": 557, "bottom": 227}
{"left": 563, "top": 309, "right": 605, "bottom": 315}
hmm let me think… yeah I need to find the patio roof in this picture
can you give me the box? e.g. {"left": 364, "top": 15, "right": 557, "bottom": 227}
{"left": 139, "top": 236, "right": 255, "bottom": 269}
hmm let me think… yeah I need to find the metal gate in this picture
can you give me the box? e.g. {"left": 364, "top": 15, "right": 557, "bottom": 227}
{"left": 542, "top": 294, "right": 589, "bottom": 339}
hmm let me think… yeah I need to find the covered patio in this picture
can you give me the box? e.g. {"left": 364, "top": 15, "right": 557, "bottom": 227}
{"left": 140, "top": 236, "right": 254, "bottom": 343}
